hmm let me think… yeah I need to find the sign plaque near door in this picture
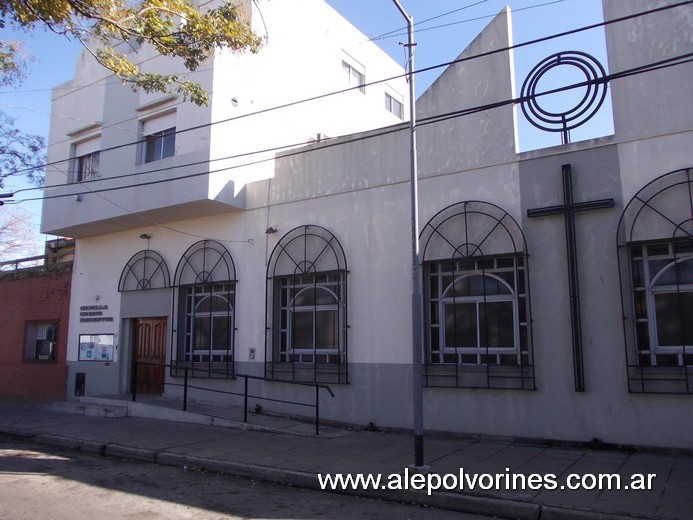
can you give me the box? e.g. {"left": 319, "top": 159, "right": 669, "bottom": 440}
{"left": 78, "top": 333, "right": 116, "bottom": 362}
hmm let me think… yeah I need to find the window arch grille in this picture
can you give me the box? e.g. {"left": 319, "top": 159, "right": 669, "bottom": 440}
{"left": 617, "top": 168, "right": 693, "bottom": 394}
{"left": 172, "top": 240, "right": 237, "bottom": 378}
{"left": 420, "top": 201, "right": 535, "bottom": 390}
{"left": 265, "top": 225, "right": 348, "bottom": 384}
{"left": 118, "top": 250, "right": 171, "bottom": 291}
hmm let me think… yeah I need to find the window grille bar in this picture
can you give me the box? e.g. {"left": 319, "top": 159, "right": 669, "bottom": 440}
{"left": 421, "top": 202, "right": 534, "bottom": 390}
{"left": 617, "top": 169, "right": 693, "bottom": 394}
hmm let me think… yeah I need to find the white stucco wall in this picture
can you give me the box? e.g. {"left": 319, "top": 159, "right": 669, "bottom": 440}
{"left": 42, "top": 0, "right": 408, "bottom": 238}
{"left": 604, "top": 0, "right": 693, "bottom": 142}
{"left": 57, "top": 1, "right": 693, "bottom": 449}
{"left": 206, "top": 0, "right": 410, "bottom": 195}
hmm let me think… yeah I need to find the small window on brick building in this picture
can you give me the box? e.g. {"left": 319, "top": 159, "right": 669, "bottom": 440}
{"left": 24, "top": 322, "right": 58, "bottom": 362}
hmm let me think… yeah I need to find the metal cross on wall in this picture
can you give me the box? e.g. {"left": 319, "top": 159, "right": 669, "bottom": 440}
{"left": 527, "top": 164, "right": 614, "bottom": 392}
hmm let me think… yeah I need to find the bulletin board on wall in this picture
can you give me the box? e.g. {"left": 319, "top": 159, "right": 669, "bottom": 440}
{"left": 78, "top": 334, "right": 115, "bottom": 362}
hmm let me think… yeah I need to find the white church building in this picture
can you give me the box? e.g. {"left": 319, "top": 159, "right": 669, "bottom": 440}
{"left": 41, "top": 0, "right": 692, "bottom": 450}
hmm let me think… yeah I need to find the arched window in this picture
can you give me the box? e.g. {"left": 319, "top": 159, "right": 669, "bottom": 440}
{"left": 617, "top": 168, "right": 693, "bottom": 393}
{"left": 421, "top": 201, "right": 534, "bottom": 390}
{"left": 118, "top": 250, "right": 170, "bottom": 291}
{"left": 173, "top": 240, "right": 236, "bottom": 377}
{"left": 266, "top": 225, "right": 348, "bottom": 384}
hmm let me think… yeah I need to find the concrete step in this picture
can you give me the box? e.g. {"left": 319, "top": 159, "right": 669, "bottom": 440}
{"left": 44, "top": 395, "right": 349, "bottom": 438}
{"left": 45, "top": 400, "right": 128, "bottom": 418}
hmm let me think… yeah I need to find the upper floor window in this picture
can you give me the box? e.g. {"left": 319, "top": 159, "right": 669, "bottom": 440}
{"left": 342, "top": 60, "right": 365, "bottom": 94}
{"left": 139, "top": 109, "right": 176, "bottom": 164}
{"left": 71, "top": 136, "right": 100, "bottom": 183}
{"left": 617, "top": 168, "right": 693, "bottom": 394}
{"left": 24, "top": 321, "right": 58, "bottom": 362}
{"left": 421, "top": 201, "right": 534, "bottom": 390}
{"left": 144, "top": 127, "right": 175, "bottom": 163}
{"left": 77, "top": 151, "right": 100, "bottom": 181}
{"left": 385, "top": 93, "right": 403, "bottom": 119}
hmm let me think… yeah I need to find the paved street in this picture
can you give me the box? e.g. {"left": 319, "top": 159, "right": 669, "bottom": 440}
{"left": 0, "top": 438, "right": 485, "bottom": 520}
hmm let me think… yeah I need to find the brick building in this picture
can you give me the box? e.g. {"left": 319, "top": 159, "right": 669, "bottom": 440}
{"left": 0, "top": 240, "right": 73, "bottom": 400}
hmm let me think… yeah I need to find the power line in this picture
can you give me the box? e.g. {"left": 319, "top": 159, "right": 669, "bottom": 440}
{"left": 12, "top": 134, "right": 316, "bottom": 196}
{"left": 9, "top": 51, "right": 690, "bottom": 205}
{"left": 372, "top": 0, "right": 566, "bottom": 42}
{"left": 0, "top": 0, "right": 547, "bottom": 96}
{"left": 12, "top": 49, "right": 693, "bottom": 202}
{"left": 5, "top": 0, "right": 689, "bottom": 180}
{"left": 0, "top": 101, "right": 141, "bottom": 136}
{"left": 6, "top": 53, "right": 691, "bottom": 246}
{"left": 371, "top": 0, "right": 490, "bottom": 41}
{"left": 45, "top": 163, "right": 253, "bottom": 244}
{"left": 416, "top": 0, "right": 567, "bottom": 36}
{"left": 0, "top": 39, "right": 218, "bottom": 95}
{"left": 422, "top": 53, "right": 693, "bottom": 127}
{"left": 4, "top": 2, "right": 687, "bottom": 247}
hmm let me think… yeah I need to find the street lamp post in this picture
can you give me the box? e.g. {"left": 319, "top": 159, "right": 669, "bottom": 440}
{"left": 391, "top": 0, "right": 425, "bottom": 469}
{"left": 0, "top": 192, "right": 14, "bottom": 206}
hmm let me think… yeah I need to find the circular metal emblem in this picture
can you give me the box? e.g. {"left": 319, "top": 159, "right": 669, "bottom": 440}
{"left": 520, "top": 51, "right": 607, "bottom": 143}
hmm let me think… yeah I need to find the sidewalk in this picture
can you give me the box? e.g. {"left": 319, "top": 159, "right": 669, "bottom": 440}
{"left": 0, "top": 396, "right": 690, "bottom": 520}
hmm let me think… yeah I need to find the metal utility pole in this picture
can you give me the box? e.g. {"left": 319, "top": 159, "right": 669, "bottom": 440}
{"left": 391, "top": 0, "right": 425, "bottom": 469}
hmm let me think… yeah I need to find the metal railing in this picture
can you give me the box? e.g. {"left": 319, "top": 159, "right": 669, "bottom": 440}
{"left": 0, "top": 251, "right": 74, "bottom": 272}
{"left": 132, "top": 361, "right": 335, "bottom": 435}
{"left": 0, "top": 254, "right": 45, "bottom": 271}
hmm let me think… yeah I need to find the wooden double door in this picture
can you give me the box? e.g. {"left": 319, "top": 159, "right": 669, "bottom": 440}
{"left": 132, "top": 318, "right": 167, "bottom": 395}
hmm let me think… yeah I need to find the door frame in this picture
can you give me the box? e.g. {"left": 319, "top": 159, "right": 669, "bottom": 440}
{"left": 131, "top": 317, "right": 168, "bottom": 395}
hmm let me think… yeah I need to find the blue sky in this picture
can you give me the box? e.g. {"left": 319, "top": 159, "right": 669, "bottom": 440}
{"left": 0, "top": 0, "right": 611, "bottom": 242}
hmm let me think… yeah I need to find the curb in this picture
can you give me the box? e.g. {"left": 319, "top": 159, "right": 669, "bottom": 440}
{"left": 540, "top": 506, "right": 652, "bottom": 520}
{"left": 33, "top": 433, "right": 106, "bottom": 456}
{"left": 1, "top": 429, "right": 660, "bottom": 520}
{"left": 151, "top": 451, "right": 541, "bottom": 520}
{"left": 106, "top": 443, "right": 157, "bottom": 463}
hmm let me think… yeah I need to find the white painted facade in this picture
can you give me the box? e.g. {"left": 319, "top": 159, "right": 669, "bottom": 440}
{"left": 42, "top": 0, "right": 409, "bottom": 237}
{"left": 42, "top": 0, "right": 693, "bottom": 450}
